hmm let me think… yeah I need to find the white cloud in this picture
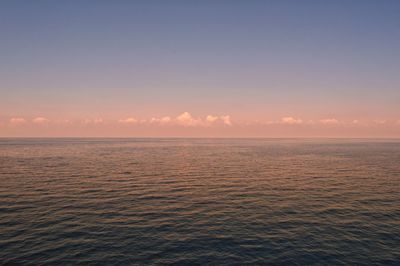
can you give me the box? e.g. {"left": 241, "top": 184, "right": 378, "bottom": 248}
{"left": 281, "top": 116, "right": 303, "bottom": 124}
{"left": 148, "top": 112, "right": 233, "bottom": 127}
{"left": 9, "top": 117, "right": 26, "bottom": 125}
{"left": 206, "top": 115, "right": 219, "bottom": 123}
{"left": 32, "top": 117, "right": 50, "bottom": 124}
{"left": 81, "top": 118, "right": 105, "bottom": 125}
{"left": 64, "top": 119, "right": 71, "bottom": 124}
{"left": 320, "top": 118, "right": 339, "bottom": 125}
{"left": 93, "top": 118, "right": 103, "bottom": 124}
{"left": 150, "top": 116, "right": 171, "bottom": 125}
{"left": 140, "top": 112, "right": 232, "bottom": 127}
{"left": 373, "top": 119, "right": 386, "bottom": 125}
{"left": 118, "top": 117, "right": 138, "bottom": 124}
{"left": 220, "top": 115, "right": 232, "bottom": 126}
{"left": 160, "top": 116, "right": 171, "bottom": 124}
{"left": 176, "top": 112, "right": 202, "bottom": 127}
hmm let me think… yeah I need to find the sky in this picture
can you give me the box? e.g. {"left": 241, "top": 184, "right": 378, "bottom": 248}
{"left": 1, "top": 0, "right": 399, "bottom": 137}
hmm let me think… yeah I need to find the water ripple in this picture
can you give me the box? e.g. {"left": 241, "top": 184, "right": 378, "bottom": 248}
{"left": 0, "top": 138, "right": 399, "bottom": 264}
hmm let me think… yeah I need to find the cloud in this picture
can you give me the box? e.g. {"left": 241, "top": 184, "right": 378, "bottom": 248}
{"left": 160, "top": 116, "right": 171, "bottom": 124}
{"left": 93, "top": 118, "right": 103, "bottom": 124}
{"left": 320, "top": 118, "right": 339, "bottom": 125}
{"left": 9, "top": 117, "right": 26, "bottom": 125}
{"left": 81, "top": 118, "right": 104, "bottom": 125}
{"left": 206, "top": 115, "right": 219, "bottom": 123}
{"left": 373, "top": 119, "right": 386, "bottom": 125}
{"left": 32, "top": 117, "right": 50, "bottom": 124}
{"left": 118, "top": 117, "right": 138, "bottom": 124}
{"left": 176, "top": 112, "right": 203, "bottom": 127}
{"left": 281, "top": 116, "right": 303, "bottom": 124}
{"left": 150, "top": 116, "right": 171, "bottom": 125}
{"left": 149, "top": 112, "right": 232, "bottom": 127}
{"left": 220, "top": 115, "right": 232, "bottom": 126}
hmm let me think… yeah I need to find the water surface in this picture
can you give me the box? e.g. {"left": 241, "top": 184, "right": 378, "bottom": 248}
{"left": 0, "top": 138, "right": 399, "bottom": 264}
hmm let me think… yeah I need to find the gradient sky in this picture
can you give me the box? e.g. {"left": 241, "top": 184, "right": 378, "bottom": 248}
{"left": 1, "top": 0, "right": 399, "bottom": 137}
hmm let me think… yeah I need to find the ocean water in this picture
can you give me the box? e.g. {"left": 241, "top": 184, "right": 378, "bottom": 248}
{"left": 0, "top": 138, "right": 399, "bottom": 265}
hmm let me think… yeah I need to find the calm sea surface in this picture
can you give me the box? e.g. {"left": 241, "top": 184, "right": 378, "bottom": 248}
{"left": 0, "top": 138, "right": 399, "bottom": 265}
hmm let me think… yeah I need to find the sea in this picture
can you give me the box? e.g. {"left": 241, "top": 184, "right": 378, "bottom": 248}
{"left": 0, "top": 138, "right": 399, "bottom": 265}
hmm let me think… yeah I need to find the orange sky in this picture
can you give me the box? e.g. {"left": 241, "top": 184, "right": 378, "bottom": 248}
{"left": 1, "top": 112, "right": 399, "bottom": 138}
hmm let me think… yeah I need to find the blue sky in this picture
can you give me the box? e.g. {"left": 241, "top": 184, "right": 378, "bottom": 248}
{"left": 1, "top": 1, "right": 399, "bottom": 136}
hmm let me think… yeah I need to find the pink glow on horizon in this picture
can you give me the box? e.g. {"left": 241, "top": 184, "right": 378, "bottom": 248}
{"left": 32, "top": 117, "right": 50, "bottom": 124}
{"left": 0, "top": 112, "right": 399, "bottom": 138}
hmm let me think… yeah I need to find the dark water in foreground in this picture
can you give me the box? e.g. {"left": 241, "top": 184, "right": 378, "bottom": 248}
{"left": 0, "top": 138, "right": 399, "bottom": 265}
